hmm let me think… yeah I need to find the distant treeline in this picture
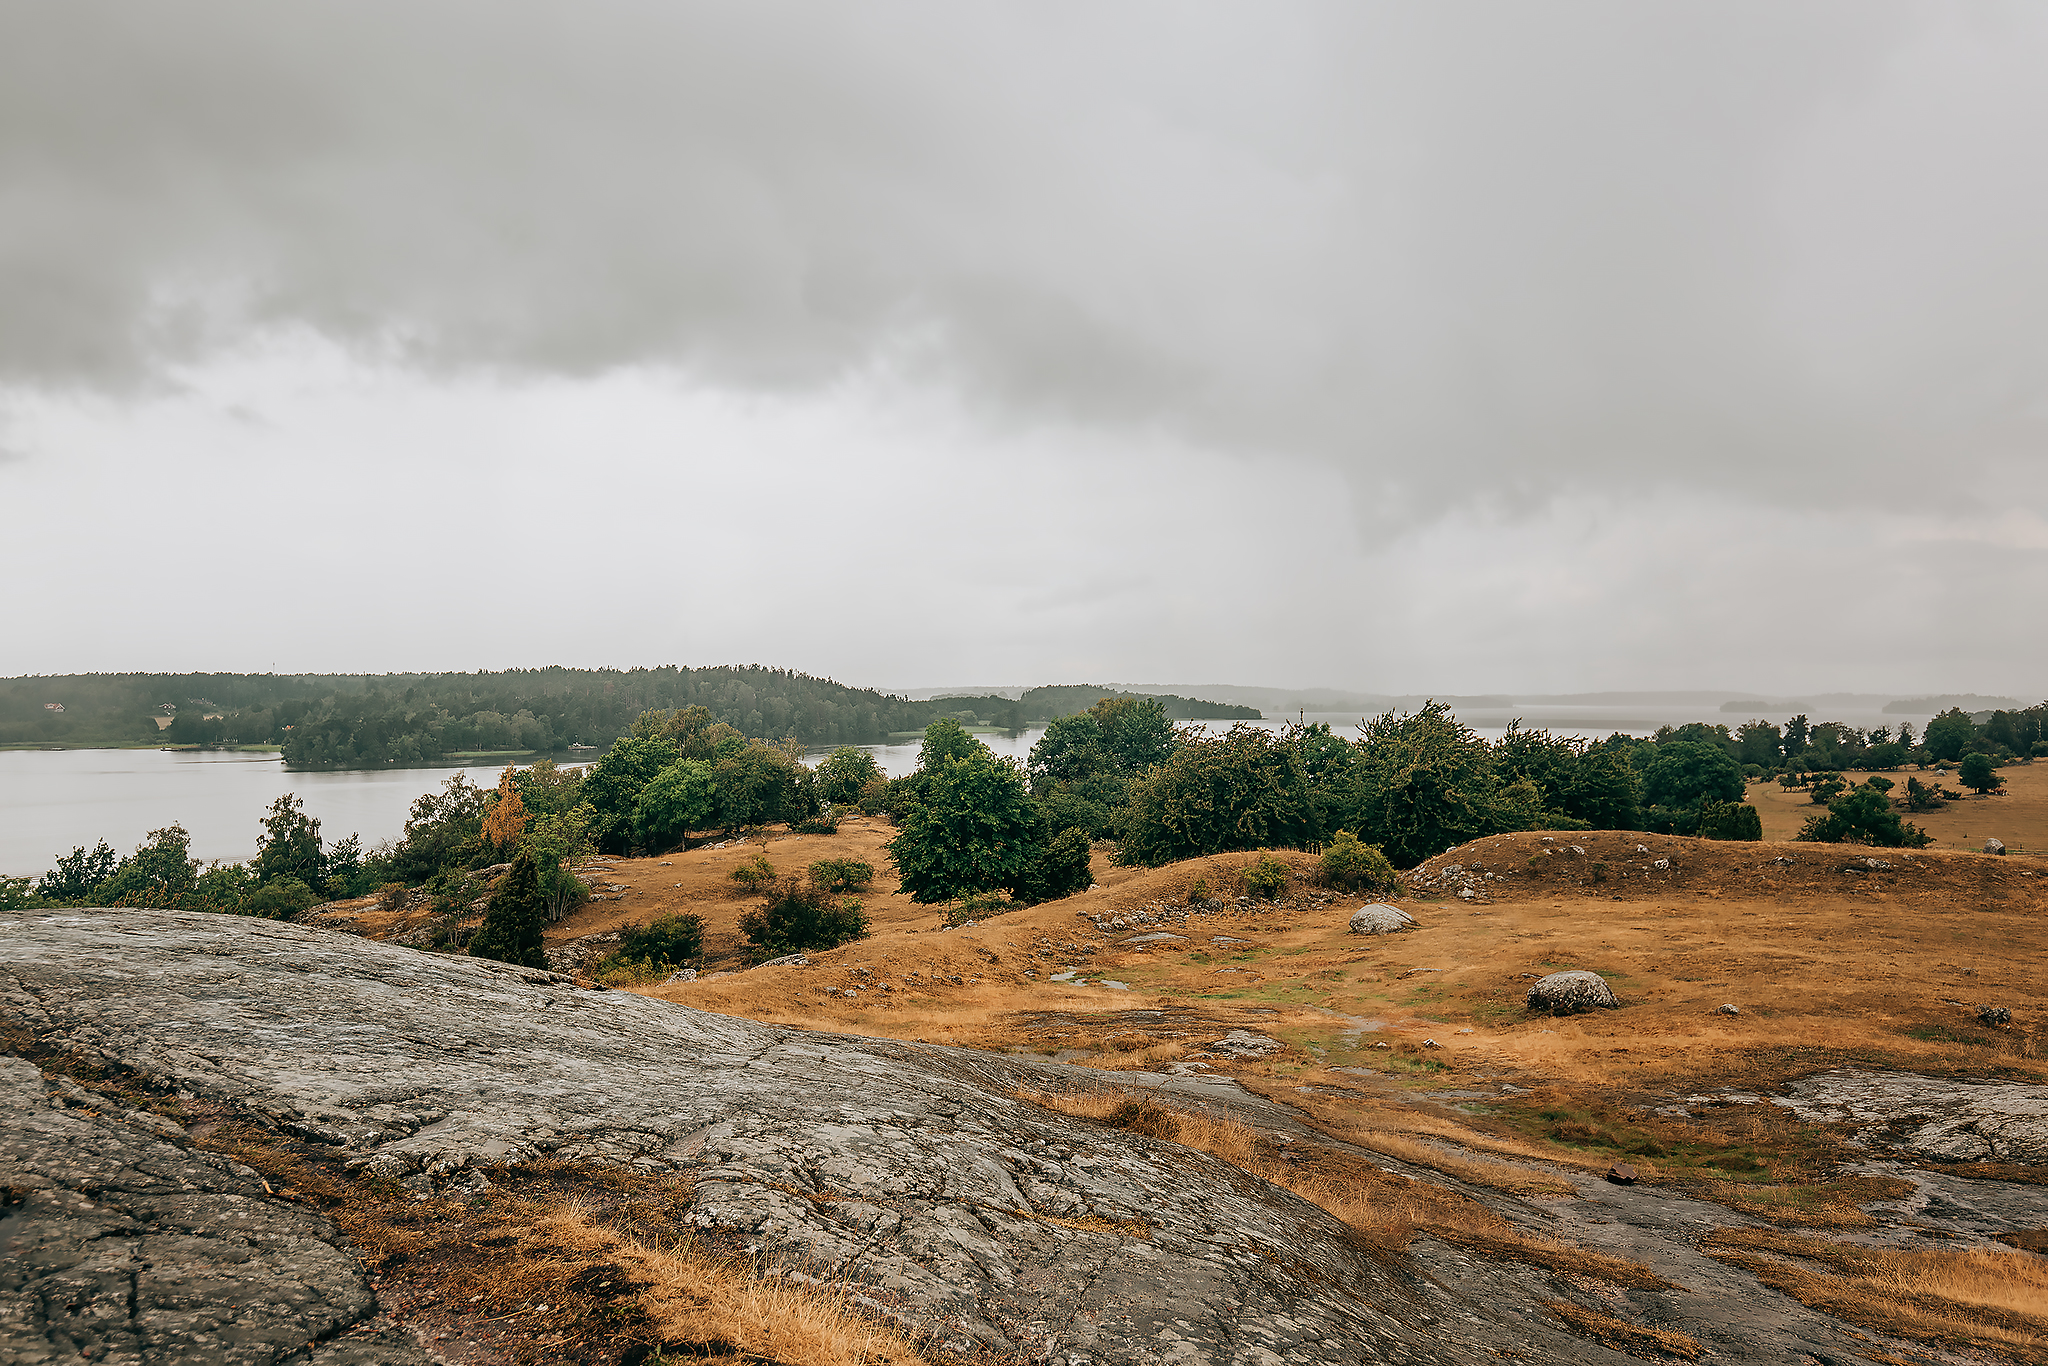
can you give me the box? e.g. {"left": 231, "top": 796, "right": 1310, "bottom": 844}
{"left": 926, "top": 685, "right": 1260, "bottom": 730}
{"left": 0, "top": 667, "right": 1261, "bottom": 768}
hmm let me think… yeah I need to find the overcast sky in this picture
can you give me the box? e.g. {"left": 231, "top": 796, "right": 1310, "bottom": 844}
{"left": 3, "top": 2, "right": 2045, "bottom": 696}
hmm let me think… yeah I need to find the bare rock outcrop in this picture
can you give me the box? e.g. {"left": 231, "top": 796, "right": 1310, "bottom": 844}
{"left": 1, "top": 907, "right": 1612, "bottom": 1366}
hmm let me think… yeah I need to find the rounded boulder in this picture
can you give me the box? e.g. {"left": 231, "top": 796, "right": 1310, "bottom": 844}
{"left": 1526, "top": 970, "right": 1619, "bottom": 1015}
{"left": 1348, "top": 903, "right": 1416, "bottom": 935}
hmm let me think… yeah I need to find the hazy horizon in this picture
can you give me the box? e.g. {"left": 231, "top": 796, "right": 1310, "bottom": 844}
{"left": 4, "top": 3, "right": 2045, "bottom": 692}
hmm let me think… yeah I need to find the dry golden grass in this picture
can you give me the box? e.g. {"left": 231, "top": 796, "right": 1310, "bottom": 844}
{"left": 537, "top": 1206, "right": 930, "bottom": 1366}
{"left": 1340, "top": 1128, "right": 1577, "bottom": 1196}
{"left": 1010, "top": 1086, "right": 1671, "bottom": 1289}
{"left": 1542, "top": 1300, "right": 1704, "bottom": 1360}
{"left": 1703, "top": 1228, "right": 2048, "bottom": 1364}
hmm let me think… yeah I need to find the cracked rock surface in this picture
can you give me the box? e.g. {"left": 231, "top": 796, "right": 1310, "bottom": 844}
{"left": 1773, "top": 1068, "right": 2048, "bottom": 1164}
{"left": 1, "top": 908, "right": 1672, "bottom": 1365}
{"left": 0, "top": 1054, "right": 426, "bottom": 1366}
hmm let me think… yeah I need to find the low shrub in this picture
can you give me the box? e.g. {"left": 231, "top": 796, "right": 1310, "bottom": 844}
{"left": 1241, "top": 852, "right": 1292, "bottom": 901}
{"left": 1318, "top": 830, "right": 1399, "bottom": 893}
{"left": 738, "top": 879, "right": 869, "bottom": 956}
{"left": 241, "top": 876, "right": 318, "bottom": 919}
{"left": 1016, "top": 826, "right": 1094, "bottom": 904}
{"left": 728, "top": 853, "right": 776, "bottom": 892}
{"left": 1187, "top": 878, "right": 1212, "bottom": 906}
{"left": 792, "top": 813, "right": 839, "bottom": 835}
{"left": 1698, "top": 800, "right": 1763, "bottom": 842}
{"left": 807, "top": 858, "right": 874, "bottom": 894}
{"left": 617, "top": 913, "right": 705, "bottom": 968}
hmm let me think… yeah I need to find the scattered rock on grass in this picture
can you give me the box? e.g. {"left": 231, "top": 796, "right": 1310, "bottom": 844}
{"left": 1978, "top": 1005, "right": 2013, "bottom": 1027}
{"left": 1606, "top": 1162, "right": 1638, "bottom": 1185}
{"left": 1986, "top": 838, "right": 2007, "bottom": 855}
{"left": 1716, "top": 1003, "right": 1740, "bottom": 1017}
{"left": 1526, "top": 971, "right": 1619, "bottom": 1015}
{"left": 1348, "top": 904, "right": 1415, "bottom": 935}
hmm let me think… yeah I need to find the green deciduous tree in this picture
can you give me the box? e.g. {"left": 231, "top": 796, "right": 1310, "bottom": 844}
{"left": 887, "top": 749, "right": 1042, "bottom": 902}
{"left": 711, "top": 743, "right": 815, "bottom": 829}
{"left": 918, "top": 718, "right": 987, "bottom": 771}
{"left": 1958, "top": 752, "right": 2006, "bottom": 795}
{"left": 35, "top": 840, "right": 117, "bottom": 903}
{"left": 256, "top": 793, "right": 325, "bottom": 887}
{"left": 1347, "top": 705, "right": 1561, "bottom": 867}
{"left": 583, "top": 733, "right": 683, "bottom": 853}
{"left": 816, "top": 746, "right": 883, "bottom": 803}
{"left": 633, "top": 760, "right": 717, "bottom": 852}
{"left": 99, "top": 825, "right": 200, "bottom": 907}
{"left": 1924, "top": 708, "right": 1977, "bottom": 763}
{"left": 468, "top": 851, "right": 548, "bottom": 967}
{"left": 1641, "top": 742, "right": 1745, "bottom": 811}
{"left": 391, "top": 772, "right": 488, "bottom": 881}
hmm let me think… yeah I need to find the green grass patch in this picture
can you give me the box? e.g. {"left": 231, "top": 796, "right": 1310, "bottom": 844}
{"left": 1901, "top": 1023, "right": 1995, "bottom": 1048}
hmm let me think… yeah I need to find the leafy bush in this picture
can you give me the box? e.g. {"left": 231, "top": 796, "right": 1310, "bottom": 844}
{"left": 792, "top": 813, "right": 839, "bottom": 835}
{"left": 729, "top": 853, "right": 776, "bottom": 891}
{"left": 918, "top": 718, "right": 987, "bottom": 771}
{"left": 738, "top": 880, "right": 869, "bottom": 956}
{"left": 1242, "top": 852, "right": 1292, "bottom": 900}
{"left": 816, "top": 747, "right": 883, "bottom": 804}
{"left": 1188, "top": 878, "right": 1212, "bottom": 905}
{"left": 1903, "top": 776, "right": 1946, "bottom": 812}
{"left": 468, "top": 851, "right": 549, "bottom": 967}
{"left": 1959, "top": 752, "right": 2006, "bottom": 795}
{"left": 1696, "top": 800, "right": 1763, "bottom": 842}
{"left": 1796, "top": 788, "right": 1933, "bottom": 848}
{"left": 1807, "top": 773, "right": 1848, "bottom": 805}
{"left": 1117, "top": 725, "right": 1321, "bottom": 867}
{"left": 1016, "top": 826, "right": 1094, "bottom": 903}
{"left": 615, "top": 912, "right": 704, "bottom": 968}
{"left": 856, "top": 776, "right": 893, "bottom": 815}
{"left": 240, "top": 876, "right": 319, "bottom": 919}
{"left": 1318, "top": 830, "right": 1399, "bottom": 892}
{"left": 2033, "top": 741, "right": 2048, "bottom": 758}
{"left": 807, "top": 858, "right": 874, "bottom": 894}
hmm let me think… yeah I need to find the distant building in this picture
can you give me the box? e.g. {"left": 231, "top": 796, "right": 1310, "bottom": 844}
{"left": 43, "top": 702, "right": 63, "bottom": 712}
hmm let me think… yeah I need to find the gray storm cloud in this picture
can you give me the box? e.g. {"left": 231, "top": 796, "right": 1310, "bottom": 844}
{"left": 8, "top": 1, "right": 2048, "bottom": 523}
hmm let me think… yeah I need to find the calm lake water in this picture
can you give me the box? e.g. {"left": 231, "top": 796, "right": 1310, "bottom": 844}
{"left": 4, "top": 701, "right": 1907, "bottom": 879}
{"left": 0, "top": 748, "right": 558, "bottom": 878}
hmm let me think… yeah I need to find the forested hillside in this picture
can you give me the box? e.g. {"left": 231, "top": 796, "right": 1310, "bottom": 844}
{"left": 2, "top": 667, "right": 1259, "bottom": 768}
{"left": 1, "top": 667, "right": 989, "bottom": 764}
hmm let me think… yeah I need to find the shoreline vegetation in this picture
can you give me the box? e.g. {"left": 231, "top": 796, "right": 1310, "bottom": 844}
{"left": 8, "top": 678, "right": 2041, "bottom": 955}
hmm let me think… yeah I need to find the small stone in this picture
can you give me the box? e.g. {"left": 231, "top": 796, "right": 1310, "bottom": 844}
{"left": 1986, "top": 838, "right": 2007, "bottom": 856}
{"left": 1977, "top": 1005, "right": 2013, "bottom": 1027}
{"left": 662, "top": 968, "right": 699, "bottom": 984}
{"left": 1653, "top": 858, "right": 1671, "bottom": 871}
{"left": 1422, "top": 1039, "right": 1441, "bottom": 1049}
{"left": 1716, "top": 1003, "right": 1739, "bottom": 1016}
{"left": 1606, "top": 1162, "right": 1638, "bottom": 1185}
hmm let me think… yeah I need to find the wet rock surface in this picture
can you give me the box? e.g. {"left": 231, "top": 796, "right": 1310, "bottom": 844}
{"left": 4, "top": 908, "right": 1632, "bottom": 1366}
